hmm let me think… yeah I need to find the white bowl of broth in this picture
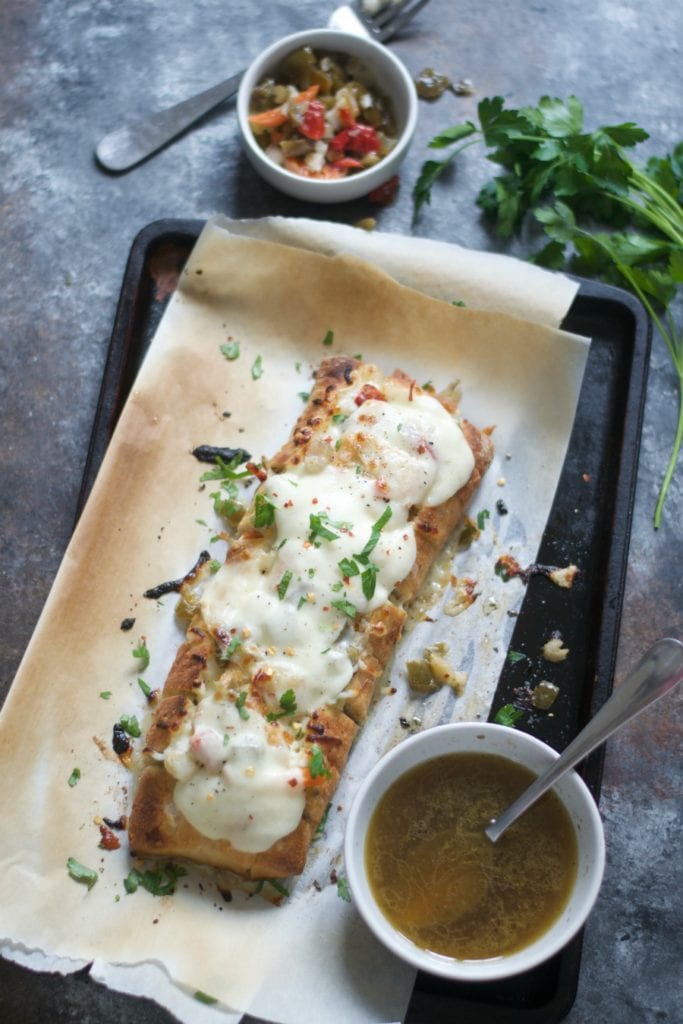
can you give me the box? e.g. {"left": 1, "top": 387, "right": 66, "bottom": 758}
{"left": 344, "top": 722, "right": 605, "bottom": 981}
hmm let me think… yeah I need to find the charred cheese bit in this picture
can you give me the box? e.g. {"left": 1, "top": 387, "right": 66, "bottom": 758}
{"left": 162, "top": 374, "right": 475, "bottom": 853}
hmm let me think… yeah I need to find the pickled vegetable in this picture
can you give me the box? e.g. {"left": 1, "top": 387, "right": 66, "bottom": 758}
{"left": 248, "top": 48, "right": 398, "bottom": 179}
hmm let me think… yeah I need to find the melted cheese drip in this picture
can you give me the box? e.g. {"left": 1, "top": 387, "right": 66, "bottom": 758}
{"left": 163, "top": 378, "right": 475, "bottom": 852}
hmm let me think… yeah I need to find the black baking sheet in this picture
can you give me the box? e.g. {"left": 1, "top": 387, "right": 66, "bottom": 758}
{"left": 78, "top": 218, "right": 651, "bottom": 1024}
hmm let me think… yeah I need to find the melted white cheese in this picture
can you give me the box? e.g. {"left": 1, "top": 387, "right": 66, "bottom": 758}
{"left": 166, "top": 697, "right": 306, "bottom": 852}
{"left": 163, "top": 376, "right": 475, "bottom": 853}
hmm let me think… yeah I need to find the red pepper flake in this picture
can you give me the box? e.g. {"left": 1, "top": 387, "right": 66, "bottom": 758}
{"left": 98, "top": 824, "right": 121, "bottom": 851}
{"left": 246, "top": 462, "right": 268, "bottom": 482}
{"left": 355, "top": 383, "right": 385, "bottom": 406}
{"left": 287, "top": 778, "right": 299, "bottom": 788}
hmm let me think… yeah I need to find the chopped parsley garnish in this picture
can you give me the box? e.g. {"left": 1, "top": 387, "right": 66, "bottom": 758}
{"left": 67, "top": 768, "right": 81, "bottom": 788}
{"left": 251, "top": 354, "right": 264, "bottom": 380}
{"left": 277, "top": 570, "right": 293, "bottom": 599}
{"left": 119, "top": 714, "right": 141, "bottom": 738}
{"left": 253, "top": 878, "right": 290, "bottom": 898}
{"left": 209, "top": 559, "right": 222, "bottom": 573}
{"left": 132, "top": 638, "right": 150, "bottom": 671}
{"left": 220, "top": 341, "right": 240, "bottom": 360}
{"left": 361, "top": 562, "right": 380, "bottom": 601}
{"left": 254, "top": 493, "right": 276, "bottom": 528}
{"left": 507, "top": 650, "right": 526, "bottom": 663}
{"left": 200, "top": 454, "right": 251, "bottom": 483}
{"left": 123, "top": 862, "right": 187, "bottom": 896}
{"left": 336, "top": 875, "right": 352, "bottom": 903}
{"left": 309, "top": 512, "right": 340, "bottom": 545}
{"left": 99, "top": 690, "right": 112, "bottom": 700}
{"left": 356, "top": 505, "right": 392, "bottom": 561}
{"left": 194, "top": 991, "right": 218, "bottom": 1005}
{"left": 494, "top": 703, "right": 524, "bottom": 727}
{"left": 332, "top": 413, "right": 347, "bottom": 424}
{"left": 298, "top": 391, "right": 311, "bottom": 402}
{"left": 67, "top": 857, "right": 98, "bottom": 890}
{"left": 321, "top": 329, "right": 334, "bottom": 346}
{"left": 338, "top": 557, "right": 360, "bottom": 577}
{"left": 267, "top": 688, "right": 298, "bottom": 721}
{"left": 137, "top": 677, "right": 152, "bottom": 698}
{"left": 218, "top": 635, "right": 242, "bottom": 662}
{"left": 331, "top": 598, "right": 357, "bottom": 618}
{"left": 477, "top": 508, "right": 490, "bottom": 531}
{"left": 308, "top": 744, "right": 332, "bottom": 779}
{"left": 236, "top": 691, "right": 250, "bottom": 720}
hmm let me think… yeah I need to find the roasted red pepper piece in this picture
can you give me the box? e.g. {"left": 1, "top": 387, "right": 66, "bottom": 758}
{"left": 300, "top": 99, "right": 326, "bottom": 141}
{"left": 330, "top": 124, "right": 380, "bottom": 155}
{"left": 368, "top": 174, "right": 400, "bottom": 205}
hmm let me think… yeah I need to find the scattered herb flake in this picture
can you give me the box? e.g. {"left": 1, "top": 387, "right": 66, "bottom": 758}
{"left": 331, "top": 598, "right": 357, "bottom": 619}
{"left": 132, "top": 638, "right": 150, "bottom": 670}
{"left": 119, "top": 714, "right": 141, "bottom": 738}
{"left": 220, "top": 341, "right": 240, "bottom": 360}
{"left": 308, "top": 744, "right": 332, "bottom": 779}
{"left": 137, "top": 677, "right": 152, "bottom": 698}
{"left": 251, "top": 355, "right": 264, "bottom": 380}
{"left": 477, "top": 508, "right": 490, "bottom": 531}
{"left": 309, "top": 512, "right": 340, "bottom": 544}
{"left": 67, "top": 857, "right": 98, "bottom": 890}
{"left": 124, "top": 862, "right": 187, "bottom": 897}
{"left": 298, "top": 391, "right": 311, "bottom": 402}
{"left": 236, "top": 691, "right": 250, "bottom": 720}
{"left": 494, "top": 703, "right": 524, "bottom": 727}
{"left": 67, "top": 768, "right": 81, "bottom": 788}
{"left": 336, "top": 875, "right": 352, "bottom": 903}
{"left": 100, "top": 690, "right": 112, "bottom": 700}
{"left": 322, "top": 329, "right": 334, "bottom": 346}
{"left": 254, "top": 493, "right": 276, "bottom": 528}
{"left": 277, "top": 570, "right": 293, "bottom": 600}
{"left": 508, "top": 650, "right": 526, "bottom": 663}
{"left": 356, "top": 505, "right": 392, "bottom": 561}
{"left": 194, "top": 991, "right": 219, "bottom": 1005}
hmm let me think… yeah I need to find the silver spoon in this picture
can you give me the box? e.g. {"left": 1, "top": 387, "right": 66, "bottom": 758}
{"left": 485, "top": 637, "right": 683, "bottom": 843}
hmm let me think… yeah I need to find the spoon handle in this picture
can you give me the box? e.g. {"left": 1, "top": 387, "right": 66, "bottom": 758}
{"left": 486, "top": 637, "right": 683, "bottom": 843}
{"left": 95, "top": 70, "right": 245, "bottom": 172}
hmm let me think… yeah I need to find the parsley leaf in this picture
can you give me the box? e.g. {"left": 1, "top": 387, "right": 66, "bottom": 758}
{"left": 236, "top": 691, "right": 250, "bottom": 720}
{"left": 124, "top": 862, "right": 187, "bottom": 896}
{"left": 308, "top": 744, "right": 332, "bottom": 779}
{"left": 67, "top": 857, "right": 98, "bottom": 890}
{"left": 218, "top": 635, "right": 242, "bottom": 661}
{"left": 356, "top": 505, "right": 392, "bottom": 561}
{"left": 413, "top": 96, "right": 683, "bottom": 526}
{"left": 277, "top": 570, "right": 293, "bottom": 600}
{"left": 254, "top": 493, "right": 276, "bottom": 528}
{"left": 220, "top": 341, "right": 240, "bottom": 360}
{"left": 251, "top": 355, "right": 264, "bottom": 380}
{"left": 336, "top": 875, "right": 352, "bottom": 902}
{"left": 132, "top": 638, "right": 150, "bottom": 670}
{"left": 267, "top": 688, "right": 298, "bottom": 722}
{"left": 477, "top": 508, "right": 490, "bottom": 531}
{"left": 67, "top": 768, "right": 81, "bottom": 788}
{"left": 322, "top": 329, "right": 334, "bottom": 346}
{"left": 331, "top": 598, "right": 357, "bottom": 619}
{"left": 309, "top": 512, "right": 340, "bottom": 544}
{"left": 494, "top": 704, "right": 524, "bottom": 727}
{"left": 119, "top": 714, "right": 141, "bottom": 738}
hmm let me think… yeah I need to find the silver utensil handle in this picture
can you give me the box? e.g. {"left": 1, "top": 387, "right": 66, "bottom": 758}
{"left": 486, "top": 637, "right": 683, "bottom": 843}
{"left": 95, "top": 70, "right": 245, "bottom": 172}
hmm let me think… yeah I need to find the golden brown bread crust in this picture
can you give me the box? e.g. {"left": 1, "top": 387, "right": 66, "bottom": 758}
{"left": 128, "top": 355, "right": 493, "bottom": 879}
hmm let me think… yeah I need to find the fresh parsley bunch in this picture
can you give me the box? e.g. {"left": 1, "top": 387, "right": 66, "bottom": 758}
{"left": 413, "top": 95, "right": 683, "bottom": 527}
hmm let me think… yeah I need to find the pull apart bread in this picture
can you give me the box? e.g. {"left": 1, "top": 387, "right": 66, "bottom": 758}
{"left": 128, "top": 355, "right": 493, "bottom": 879}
